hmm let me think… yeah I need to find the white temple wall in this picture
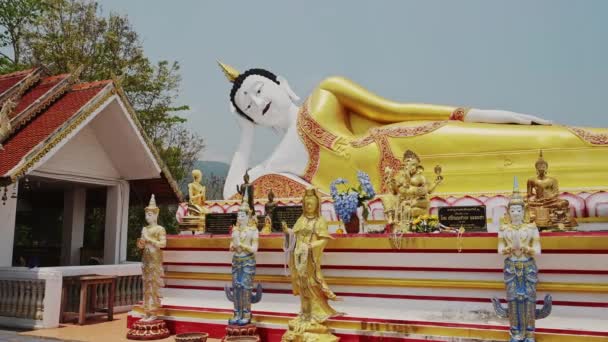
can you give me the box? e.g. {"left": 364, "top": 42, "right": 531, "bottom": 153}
{"left": 60, "top": 187, "right": 86, "bottom": 266}
{"left": 0, "top": 182, "right": 18, "bottom": 267}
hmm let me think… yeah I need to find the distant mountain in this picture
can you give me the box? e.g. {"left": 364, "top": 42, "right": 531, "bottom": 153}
{"left": 180, "top": 160, "right": 229, "bottom": 200}
{"left": 194, "top": 160, "right": 229, "bottom": 178}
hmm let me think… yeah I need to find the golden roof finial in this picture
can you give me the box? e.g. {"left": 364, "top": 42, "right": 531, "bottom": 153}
{"left": 217, "top": 61, "right": 240, "bottom": 83}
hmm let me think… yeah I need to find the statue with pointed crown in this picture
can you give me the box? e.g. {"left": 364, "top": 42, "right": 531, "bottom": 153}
{"left": 225, "top": 200, "right": 262, "bottom": 328}
{"left": 526, "top": 150, "right": 577, "bottom": 230}
{"left": 128, "top": 195, "right": 170, "bottom": 340}
{"left": 217, "top": 62, "right": 608, "bottom": 202}
{"left": 492, "top": 177, "right": 552, "bottom": 342}
{"left": 387, "top": 149, "right": 443, "bottom": 232}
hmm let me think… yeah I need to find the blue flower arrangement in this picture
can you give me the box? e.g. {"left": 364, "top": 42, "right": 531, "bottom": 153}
{"left": 330, "top": 171, "right": 376, "bottom": 223}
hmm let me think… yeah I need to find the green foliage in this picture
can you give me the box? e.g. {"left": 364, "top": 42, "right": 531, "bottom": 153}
{"left": 0, "top": 0, "right": 206, "bottom": 256}
{"left": 0, "top": 0, "right": 47, "bottom": 69}
{"left": 127, "top": 205, "right": 178, "bottom": 261}
{"left": 0, "top": 0, "right": 204, "bottom": 184}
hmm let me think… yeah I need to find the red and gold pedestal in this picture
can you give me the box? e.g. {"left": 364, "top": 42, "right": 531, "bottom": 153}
{"left": 222, "top": 324, "right": 260, "bottom": 342}
{"left": 127, "top": 319, "right": 171, "bottom": 340}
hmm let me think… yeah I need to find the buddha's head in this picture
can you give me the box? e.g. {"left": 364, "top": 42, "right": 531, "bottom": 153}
{"left": 144, "top": 194, "right": 160, "bottom": 225}
{"left": 268, "top": 189, "right": 275, "bottom": 202}
{"left": 237, "top": 201, "right": 251, "bottom": 227}
{"left": 403, "top": 150, "right": 421, "bottom": 174}
{"left": 508, "top": 177, "right": 526, "bottom": 225}
{"left": 535, "top": 150, "right": 548, "bottom": 177}
{"left": 243, "top": 169, "right": 250, "bottom": 183}
{"left": 219, "top": 62, "right": 300, "bottom": 129}
{"left": 192, "top": 169, "right": 202, "bottom": 183}
{"left": 302, "top": 187, "right": 321, "bottom": 218}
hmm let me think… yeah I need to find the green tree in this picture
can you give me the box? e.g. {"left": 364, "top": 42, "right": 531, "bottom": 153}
{"left": 0, "top": 0, "right": 206, "bottom": 261}
{"left": 0, "top": 0, "right": 204, "bottom": 183}
{"left": 0, "top": 0, "right": 47, "bottom": 72}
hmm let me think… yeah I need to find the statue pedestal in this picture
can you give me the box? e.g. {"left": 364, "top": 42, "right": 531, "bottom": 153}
{"left": 222, "top": 324, "right": 260, "bottom": 342}
{"left": 126, "top": 319, "right": 171, "bottom": 340}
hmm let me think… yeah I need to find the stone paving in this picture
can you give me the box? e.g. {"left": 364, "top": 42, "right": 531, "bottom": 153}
{"left": 0, "top": 329, "right": 67, "bottom": 342}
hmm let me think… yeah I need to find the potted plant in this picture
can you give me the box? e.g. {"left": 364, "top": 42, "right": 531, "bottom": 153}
{"left": 330, "top": 171, "right": 376, "bottom": 234}
{"left": 411, "top": 214, "right": 440, "bottom": 233}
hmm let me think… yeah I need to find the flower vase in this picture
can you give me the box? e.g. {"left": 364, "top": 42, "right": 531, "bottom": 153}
{"left": 343, "top": 215, "right": 360, "bottom": 234}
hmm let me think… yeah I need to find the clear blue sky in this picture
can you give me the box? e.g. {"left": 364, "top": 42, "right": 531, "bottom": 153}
{"left": 99, "top": 0, "right": 608, "bottom": 163}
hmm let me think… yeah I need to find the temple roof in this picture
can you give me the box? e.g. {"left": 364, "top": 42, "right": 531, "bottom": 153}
{"left": 0, "top": 68, "right": 183, "bottom": 204}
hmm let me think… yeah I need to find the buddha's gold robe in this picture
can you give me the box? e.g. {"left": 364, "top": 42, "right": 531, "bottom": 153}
{"left": 297, "top": 77, "right": 608, "bottom": 195}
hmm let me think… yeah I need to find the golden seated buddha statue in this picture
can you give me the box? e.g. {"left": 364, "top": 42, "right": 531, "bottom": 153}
{"left": 526, "top": 151, "right": 576, "bottom": 230}
{"left": 179, "top": 169, "right": 208, "bottom": 232}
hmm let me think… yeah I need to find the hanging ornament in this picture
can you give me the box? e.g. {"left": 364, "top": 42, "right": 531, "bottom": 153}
{"left": 23, "top": 177, "right": 30, "bottom": 191}
{"left": 1, "top": 186, "right": 7, "bottom": 205}
{"left": 11, "top": 183, "right": 17, "bottom": 199}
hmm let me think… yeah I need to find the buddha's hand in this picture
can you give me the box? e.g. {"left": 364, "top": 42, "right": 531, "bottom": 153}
{"left": 136, "top": 238, "right": 145, "bottom": 249}
{"left": 236, "top": 114, "right": 256, "bottom": 133}
{"left": 333, "top": 137, "right": 350, "bottom": 159}
{"left": 281, "top": 221, "right": 289, "bottom": 233}
{"left": 502, "top": 246, "right": 512, "bottom": 255}
{"left": 466, "top": 109, "right": 552, "bottom": 125}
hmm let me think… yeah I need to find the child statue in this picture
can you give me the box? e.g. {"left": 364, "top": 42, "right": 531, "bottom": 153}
{"left": 225, "top": 201, "right": 262, "bottom": 326}
{"left": 492, "top": 177, "right": 552, "bottom": 342}
{"left": 127, "top": 195, "right": 170, "bottom": 340}
{"left": 281, "top": 187, "right": 343, "bottom": 342}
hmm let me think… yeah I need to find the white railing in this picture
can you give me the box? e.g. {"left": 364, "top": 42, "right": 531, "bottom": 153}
{"left": 0, "top": 263, "right": 142, "bottom": 329}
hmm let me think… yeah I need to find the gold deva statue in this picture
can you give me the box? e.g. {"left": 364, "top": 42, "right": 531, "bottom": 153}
{"left": 137, "top": 195, "right": 167, "bottom": 321}
{"left": 281, "top": 188, "right": 342, "bottom": 342}
{"left": 386, "top": 150, "right": 443, "bottom": 232}
{"left": 219, "top": 62, "right": 608, "bottom": 200}
{"left": 526, "top": 151, "right": 577, "bottom": 230}
{"left": 380, "top": 167, "right": 400, "bottom": 228}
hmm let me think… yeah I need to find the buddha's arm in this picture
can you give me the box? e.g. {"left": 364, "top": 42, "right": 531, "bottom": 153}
{"left": 318, "top": 76, "right": 456, "bottom": 123}
{"left": 318, "top": 76, "right": 552, "bottom": 125}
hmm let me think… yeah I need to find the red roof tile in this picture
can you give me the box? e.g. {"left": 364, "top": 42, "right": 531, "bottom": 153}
{"left": 0, "top": 69, "right": 34, "bottom": 96}
{"left": 10, "top": 74, "right": 69, "bottom": 119}
{"left": 0, "top": 84, "right": 107, "bottom": 175}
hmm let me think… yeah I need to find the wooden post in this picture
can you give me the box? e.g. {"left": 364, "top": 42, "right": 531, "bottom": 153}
{"left": 78, "top": 281, "right": 87, "bottom": 325}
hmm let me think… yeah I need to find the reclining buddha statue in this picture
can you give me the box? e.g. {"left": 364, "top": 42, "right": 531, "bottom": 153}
{"left": 218, "top": 62, "right": 608, "bottom": 200}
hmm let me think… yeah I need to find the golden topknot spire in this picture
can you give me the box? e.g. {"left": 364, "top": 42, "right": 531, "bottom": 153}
{"left": 217, "top": 61, "right": 240, "bottom": 83}
{"left": 535, "top": 149, "right": 548, "bottom": 169}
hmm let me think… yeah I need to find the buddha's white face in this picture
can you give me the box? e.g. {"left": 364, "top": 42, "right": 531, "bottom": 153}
{"left": 509, "top": 205, "right": 524, "bottom": 225}
{"left": 233, "top": 75, "right": 295, "bottom": 127}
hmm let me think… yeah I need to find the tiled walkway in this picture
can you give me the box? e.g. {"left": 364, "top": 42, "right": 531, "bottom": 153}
{"left": 14, "top": 314, "right": 220, "bottom": 342}
{"left": 0, "top": 329, "right": 64, "bottom": 342}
